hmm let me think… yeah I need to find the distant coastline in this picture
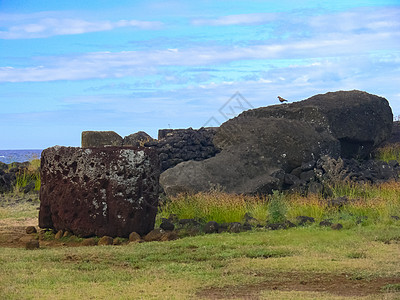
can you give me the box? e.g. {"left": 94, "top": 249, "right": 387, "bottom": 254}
{"left": 0, "top": 149, "right": 42, "bottom": 164}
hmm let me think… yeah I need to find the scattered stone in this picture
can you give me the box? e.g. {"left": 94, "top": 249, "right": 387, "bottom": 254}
{"left": 144, "top": 228, "right": 165, "bottom": 242}
{"left": 113, "top": 238, "right": 122, "bottom": 245}
{"left": 129, "top": 232, "right": 142, "bottom": 242}
{"left": 25, "top": 240, "right": 39, "bottom": 250}
{"left": 54, "top": 230, "right": 64, "bottom": 239}
{"left": 160, "top": 231, "right": 178, "bottom": 242}
{"left": 266, "top": 221, "right": 295, "bottom": 230}
{"left": 98, "top": 236, "right": 113, "bottom": 246}
{"left": 81, "top": 238, "right": 97, "bottom": 246}
{"left": 331, "top": 223, "right": 343, "bottom": 230}
{"left": 296, "top": 216, "right": 315, "bottom": 226}
{"left": 63, "top": 231, "right": 72, "bottom": 238}
{"left": 204, "top": 221, "right": 219, "bottom": 234}
{"left": 242, "top": 223, "right": 253, "bottom": 231}
{"left": 319, "top": 220, "right": 333, "bottom": 227}
{"left": 25, "top": 226, "right": 37, "bottom": 234}
{"left": 391, "top": 215, "right": 400, "bottom": 221}
{"left": 228, "top": 222, "right": 242, "bottom": 233}
{"left": 160, "top": 219, "right": 175, "bottom": 231}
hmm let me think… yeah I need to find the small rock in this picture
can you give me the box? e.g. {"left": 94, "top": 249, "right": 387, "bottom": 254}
{"left": 160, "top": 231, "right": 178, "bottom": 241}
{"left": 81, "top": 238, "right": 97, "bottom": 246}
{"left": 25, "top": 240, "right": 39, "bottom": 250}
{"left": 296, "top": 216, "right": 315, "bottom": 226}
{"left": 113, "top": 238, "right": 122, "bottom": 245}
{"left": 144, "top": 228, "right": 165, "bottom": 242}
{"left": 391, "top": 215, "right": 400, "bottom": 221}
{"left": 63, "top": 231, "right": 72, "bottom": 238}
{"left": 25, "top": 226, "right": 37, "bottom": 234}
{"left": 160, "top": 219, "right": 175, "bottom": 231}
{"left": 331, "top": 223, "right": 343, "bottom": 230}
{"left": 54, "top": 230, "right": 64, "bottom": 239}
{"left": 242, "top": 223, "right": 252, "bottom": 231}
{"left": 228, "top": 222, "right": 242, "bottom": 233}
{"left": 204, "top": 221, "right": 219, "bottom": 234}
{"left": 266, "top": 223, "right": 286, "bottom": 230}
{"left": 129, "top": 232, "right": 142, "bottom": 242}
{"left": 98, "top": 236, "right": 113, "bottom": 246}
{"left": 319, "top": 220, "right": 333, "bottom": 227}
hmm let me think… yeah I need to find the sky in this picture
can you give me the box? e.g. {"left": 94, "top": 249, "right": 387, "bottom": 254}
{"left": 0, "top": 0, "right": 399, "bottom": 149}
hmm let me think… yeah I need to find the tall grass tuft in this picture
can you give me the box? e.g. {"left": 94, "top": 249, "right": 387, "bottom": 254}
{"left": 158, "top": 180, "right": 400, "bottom": 227}
{"left": 14, "top": 159, "right": 41, "bottom": 193}
{"left": 158, "top": 191, "right": 268, "bottom": 223}
{"left": 267, "top": 190, "right": 287, "bottom": 223}
{"left": 375, "top": 143, "right": 400, "bottom": 162}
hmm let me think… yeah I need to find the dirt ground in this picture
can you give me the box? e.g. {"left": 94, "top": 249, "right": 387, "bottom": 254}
{"left": 198, "top": 272, "right": 400, "bottom": 299}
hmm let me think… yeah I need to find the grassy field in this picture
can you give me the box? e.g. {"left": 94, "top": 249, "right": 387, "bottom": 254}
{"left": 1, "top": 199, "right": 400, "bottom": 299}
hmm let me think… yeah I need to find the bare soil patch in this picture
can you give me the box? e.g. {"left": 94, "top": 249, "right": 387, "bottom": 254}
{"left": 198, "top": 272, "right": 400, "bottom": 299}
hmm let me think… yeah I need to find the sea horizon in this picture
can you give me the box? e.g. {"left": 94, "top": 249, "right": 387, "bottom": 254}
{"left": 0, "top": 149, "right": 43, "bottom": 164}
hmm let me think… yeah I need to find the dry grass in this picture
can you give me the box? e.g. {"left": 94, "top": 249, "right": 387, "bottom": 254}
{"left": 158, "top": 181, "right": 400, "bottom": 227}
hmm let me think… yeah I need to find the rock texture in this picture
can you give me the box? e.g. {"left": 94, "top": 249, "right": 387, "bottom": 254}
{"left": 146, "top": 127, "right": 220, "bottom": 171}
{"left": 123, "top": 131, "right": 155, "bottom": 147}
{"left": 160, "top": 91, "right": 393, "bottom": 196}
{"left": 81, "top": 131, "right": 123, "bottom": 148}
{"left": 39, "top": 146, "right": 160, "bottom": 237}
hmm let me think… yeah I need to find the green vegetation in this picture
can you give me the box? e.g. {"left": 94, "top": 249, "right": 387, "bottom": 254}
{"left": 375, "top": 143, "right": 400, "bottom": 162}
{"left": 13, "top": 159, "right": 41, "bottom": 193}
{"left": 158, "top": 181, "right": 400, "bottom": 228}
{"left": 1, "top": 222, "right": 400, "bottom": 299}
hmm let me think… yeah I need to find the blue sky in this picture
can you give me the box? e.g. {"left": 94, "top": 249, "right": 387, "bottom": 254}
{"left": 1, "top": 0, "right": 399, "bottom": 149}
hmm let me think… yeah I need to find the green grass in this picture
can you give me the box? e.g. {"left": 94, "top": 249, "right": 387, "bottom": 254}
{"left": 375, "top": 143, "right": 400, "bottom": 162}
{"left": 1, "top": 226, "right": 400, "bottom": 299}
{"left": 13, "top": 159, "right": 41, "bottom": 193}
{"left": 157, "top": 180, "right": 400, "bottom": 229}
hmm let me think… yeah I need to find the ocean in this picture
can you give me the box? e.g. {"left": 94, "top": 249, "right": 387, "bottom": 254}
{"left": 0, "top": 149, "right": 43, "bottom": 164}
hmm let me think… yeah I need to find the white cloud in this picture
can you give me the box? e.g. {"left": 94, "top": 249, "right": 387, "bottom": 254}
{"left": 0, "top": 14, "right": 163, "bottom": 39}
{"left": 192, "top": 13, "right": 277, "bottom": 26}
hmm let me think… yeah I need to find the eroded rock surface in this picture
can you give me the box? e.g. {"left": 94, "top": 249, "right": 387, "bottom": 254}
{"left": 39, "top": 146, "right": 160, "bottom": 237}
{"left": 81, "top": 131, "right": 123, "bottom": 148}
{"left": 161, "top": 90, "right": 393, "bottom": 196}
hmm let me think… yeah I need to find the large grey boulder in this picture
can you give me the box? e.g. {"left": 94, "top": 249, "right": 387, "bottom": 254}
{"left": 39, "top": 146, "right": 160, "bottom": 237}
{"left": 160, "top": 90, "right": 393, "bottom": 196}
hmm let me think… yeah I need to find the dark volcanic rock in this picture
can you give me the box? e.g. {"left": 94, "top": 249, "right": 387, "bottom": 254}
{"left": 25, "top": 240, "right": 39, "bottom": 250}
{"left": 204, "top": 221, "right": 219, "bottom": 234}
{"left": 160, "top": 90, "right": 392, "bottom": 195}
{"left": 123, "top": 131, "right": 155, "bottom": 147}
{"left": 39, "top": 146, "right": 160, "bottom": 238}
{"left": 81, "top": 131, "right": 123, "bottom": 148}
{"left": 160, "top": 219, "right": 175, "bottom": 231}
{"left": 25, "top": 226, "right": 37, "bottom": 234}
{"left": 150, "top": 127, "right": 220, "bottom": 172}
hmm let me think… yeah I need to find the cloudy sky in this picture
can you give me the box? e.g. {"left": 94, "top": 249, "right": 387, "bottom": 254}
{"left": 1, "top": 0, "right": 399, "bottom": 149}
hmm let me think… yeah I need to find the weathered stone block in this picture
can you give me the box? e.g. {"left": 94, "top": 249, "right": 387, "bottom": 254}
{"left": 81, "top": 131, "right": 123, "bottom": 148}
{"left": 39, "top": 146, "right": 160, "bottom": 237}
{"left": 123, "top": 131, "right": 155, "bottom": 147}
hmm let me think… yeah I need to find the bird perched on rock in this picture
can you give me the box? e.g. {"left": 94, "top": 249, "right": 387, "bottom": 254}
{"left": 278, "top": 96, "right": 288, "bottom": 103}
